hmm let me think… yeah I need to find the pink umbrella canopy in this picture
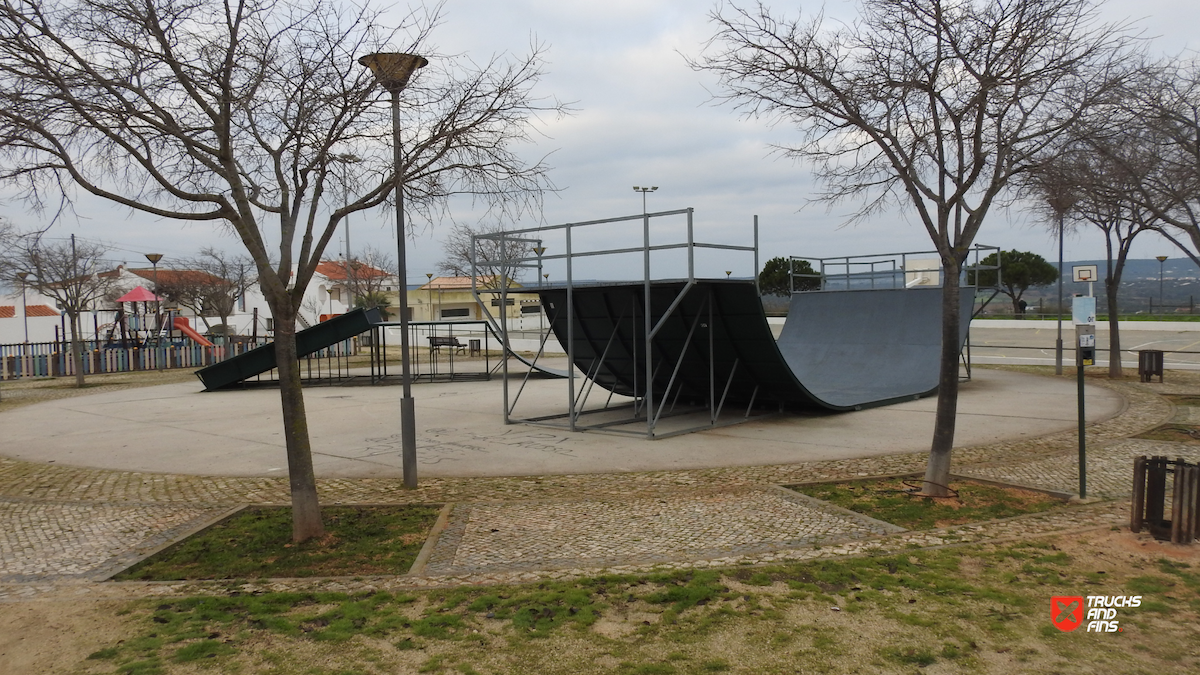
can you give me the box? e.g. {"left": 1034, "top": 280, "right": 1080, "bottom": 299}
{"left": 116, "top": 286, "right": 160, "bottom": 303}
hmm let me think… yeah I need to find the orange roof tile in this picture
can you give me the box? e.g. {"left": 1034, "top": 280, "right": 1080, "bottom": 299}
{"left": 1, "top": 305, "right": 58, "bottom": 317}
{"left": 26, "top": 304, "right": 59, "bottom": 317}
{"left": 315, "top": 260, "right": 389, "bottom": 281}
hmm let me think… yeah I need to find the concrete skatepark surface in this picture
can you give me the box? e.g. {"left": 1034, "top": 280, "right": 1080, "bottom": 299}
{"left": 0, "top": 368, "right": 1122, "bottom": 478}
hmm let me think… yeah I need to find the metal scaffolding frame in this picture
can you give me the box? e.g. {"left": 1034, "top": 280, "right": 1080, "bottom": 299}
{"left": 470, "top": 208, "right": 761, "bottom": 439}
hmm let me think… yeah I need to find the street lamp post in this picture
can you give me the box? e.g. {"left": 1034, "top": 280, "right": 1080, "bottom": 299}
{"left": 634, "top": 186, "right": 658, "bottom": 436}
{"left": 633, "top": 186, "right": 658, "bottom": 214}
{"left": 16, "top": 271, "right": 30, "bottom": 344}
{"left": 1157, "top": 255, "right": 1169, "bottom": 312}
{"left": 359, "top": 51, "right": 427, "bottom": 490}
{"left": 144, "top": 253, "right": 164, "bottom": 368}
{"left": 332, "top": 153, "right": 362, "bottom": 306}
{"left": 426, "top": 273, "right": 434, "bottom": 322}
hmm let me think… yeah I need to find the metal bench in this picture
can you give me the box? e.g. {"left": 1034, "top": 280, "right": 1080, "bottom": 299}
{"left": 428, "top": 335, "right": 466, "bottom": 355}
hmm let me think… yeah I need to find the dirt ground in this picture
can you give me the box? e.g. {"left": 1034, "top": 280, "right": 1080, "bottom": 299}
{"left": 0, "top": 599, "right": 136, "bottom": 675}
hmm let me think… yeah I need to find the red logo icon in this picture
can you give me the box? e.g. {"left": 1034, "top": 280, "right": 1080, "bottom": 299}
{"left": 1052, "top": 596, "right": 1084, "bottom": 632}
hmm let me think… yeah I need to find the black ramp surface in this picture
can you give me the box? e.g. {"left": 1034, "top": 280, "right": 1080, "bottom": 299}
{"left": 777, "top": 287, "right": 974, "bottom": 408}
{"left": 196, "top": 307, "right": 382, "bottom": 391}
{"left": 538, "top": 281, "right": 973, "bottom": 412}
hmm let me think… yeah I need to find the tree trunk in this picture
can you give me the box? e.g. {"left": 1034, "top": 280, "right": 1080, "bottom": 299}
{"left": 69, "top": 311, "right": 85, "bottom": 389}
{"left": 1106, "top": 281, "right": 1122, "bottom": 378}
{"left": 922, "top": 258, "right": 963, "bottom": 497}
{"left": 270, "top": 305, "right": 325, "bottom": 542}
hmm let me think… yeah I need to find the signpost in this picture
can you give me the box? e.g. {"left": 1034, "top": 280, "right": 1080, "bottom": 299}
{"left": 1073, "top": 295, "right": 1096, "bottom": 499}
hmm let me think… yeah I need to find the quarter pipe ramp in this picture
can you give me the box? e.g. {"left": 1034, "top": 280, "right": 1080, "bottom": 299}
{"left": 536, "top": 281, "right": 973, "bottom": 412}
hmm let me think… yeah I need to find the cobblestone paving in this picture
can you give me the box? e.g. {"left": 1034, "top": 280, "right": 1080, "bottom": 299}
{"left": 423, "top": 488, "right": 902, "bottom": 575}
{"left": 0, "top": 497, "right": 231, "bottom": 582}
{"left": 2, "top": 367, "right": 1197, "bottom": 602}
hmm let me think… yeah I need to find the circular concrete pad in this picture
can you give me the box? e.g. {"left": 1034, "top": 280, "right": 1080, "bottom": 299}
{"left": 0, "top": 369, "right": 1122, "bottom": 478}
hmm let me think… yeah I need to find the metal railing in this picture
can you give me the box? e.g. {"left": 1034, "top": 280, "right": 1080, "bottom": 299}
{"left": 790, "top": 245, "right": 1002, "bottom": 292}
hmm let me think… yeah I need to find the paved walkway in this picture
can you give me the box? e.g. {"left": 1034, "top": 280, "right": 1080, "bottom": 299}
{"left": 1, "top": 367, "right": 1197, "bottom": 602}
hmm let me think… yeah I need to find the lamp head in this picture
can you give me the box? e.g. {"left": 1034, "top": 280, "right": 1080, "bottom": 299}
{"left": 358, "top": 53, "right": 428, "bottom": 94}
{"left": 144, "top": 253, "right": 163, "bottom": 265}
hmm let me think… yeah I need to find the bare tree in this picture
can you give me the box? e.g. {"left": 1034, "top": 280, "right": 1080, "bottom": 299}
{"left": 696, "top": 0, "right": 1136, "bottom": 496}
{"left": 438, "top": 221, "right": 530, "bottom": 289}
{"left": 159, "top": 248, "right": 258, "bottom": 335}
{"left": 1118, "top": 59, "right": 1200, "bottom": 268}
{"left": 0, "top": 230, "right": 116, "bottom": 387}
{"left": 340, "top": 245, "right": 396, "bottom": 306}
{"left": 0, "top": 0, "right": 565, "bottom": 540}
{"left": 1029, "top": 136, "right": 1161, "bottom": 378}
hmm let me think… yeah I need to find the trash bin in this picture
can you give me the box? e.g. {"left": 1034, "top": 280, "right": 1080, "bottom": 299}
{"left": 1132, "top": 456, "right": 1199, "bottom": 544}
{"left": 469, "top": 339, "right": 481, "bottom": 356}
{"left": 1138, "top": 350, "right": 1164, "bottom": 383}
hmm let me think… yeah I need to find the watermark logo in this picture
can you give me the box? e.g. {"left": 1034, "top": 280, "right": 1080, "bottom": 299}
{"left": 1052, "top": 595, "right": 1141, "bottom": 632}
{"left": 1051, "top": 596, "right": 1084, "bottom": 632}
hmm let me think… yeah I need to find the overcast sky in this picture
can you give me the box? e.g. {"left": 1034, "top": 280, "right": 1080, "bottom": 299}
{"left": 3, "top": 0, "right": 1199, "bottom": 285}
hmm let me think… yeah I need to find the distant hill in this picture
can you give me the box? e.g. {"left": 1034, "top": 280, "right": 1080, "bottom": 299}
{"left": 1012, "top": 257, "right": 1200, "bottom": 314}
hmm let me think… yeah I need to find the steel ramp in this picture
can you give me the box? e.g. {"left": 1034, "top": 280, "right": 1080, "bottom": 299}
{"left": 536, "top": 281, "right": 972, "bottom": 412}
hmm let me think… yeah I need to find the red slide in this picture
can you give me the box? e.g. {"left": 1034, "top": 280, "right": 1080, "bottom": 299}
{"left": 173, "top": 316, "right": 214, "bottom": 347}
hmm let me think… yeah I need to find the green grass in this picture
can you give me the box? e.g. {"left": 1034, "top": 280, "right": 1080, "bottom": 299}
{"left": 115, "top": 504, "right": 441, "bottom": 580}
{"left": 80, "top": 538, "right": 1200, "bottom": 674}
{"left": 790, "top": 477, "right": 1066, "bottom": 529}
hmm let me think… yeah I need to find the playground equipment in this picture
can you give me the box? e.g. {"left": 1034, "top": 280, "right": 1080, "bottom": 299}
{"left": 172, "top": 316, "right": 213, "bottom": 347}
{"left": 473, "top": 208, "right": 999, "bottom": 438}
{"left": 107, "top": 286, "right": 215, "bottom": 348}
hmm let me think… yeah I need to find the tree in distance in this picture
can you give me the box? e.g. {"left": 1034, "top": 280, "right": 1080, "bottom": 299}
{"left": 696, "top": 0, "right": 1137, "bottom": 496}
{"left": 973, "top": 250, "right": 1058, "bottom": 315}
{"left": 340, "top": 246, "right": 397, "bottom": 313}
{"left": 0, "top": 0, "right": 566, "bottom": 541}
{"left": 158, "top": 248, "right": 259, "bottom": 337}
{"left": 758, "top": 256, "right": 819, "bottom": 296}
{"left": 438, "top": 221, "right": 532, "bottom": 290}
{"left": 355, "top": 291, "right": 394, "bottom": 321}
{"left": 0, "top": 230, "right": 116, "bottom": 388}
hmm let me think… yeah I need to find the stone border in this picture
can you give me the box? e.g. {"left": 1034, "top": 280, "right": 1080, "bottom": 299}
{"left": 765, "top": 484, "right": 906, "bottom": 534}
{"left": 408, "top": 503, "right": 454, "bottom": 576}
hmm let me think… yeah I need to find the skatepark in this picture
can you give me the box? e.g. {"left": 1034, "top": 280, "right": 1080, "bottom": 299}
{"left": 0, "top": 366, "right": 1124, "bottom": 478}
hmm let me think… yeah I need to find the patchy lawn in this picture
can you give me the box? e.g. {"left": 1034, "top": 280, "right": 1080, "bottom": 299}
{"left": 789, "top": 477, "right": 1066, "bottom": 530}
{"left": 115, "top": 505, "right": 442, "bottom": 581}
{"left": 70, "top": 530, "right": 1200, "bottom": 674}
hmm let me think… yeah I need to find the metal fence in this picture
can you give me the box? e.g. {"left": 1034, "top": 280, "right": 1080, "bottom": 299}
{"left": 0, "top": 338, "right": 357, "bottom": 380}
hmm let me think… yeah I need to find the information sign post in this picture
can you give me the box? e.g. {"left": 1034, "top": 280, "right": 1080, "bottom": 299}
{"left": 1073, "top": 295, "right": 1096, "bottom": 499}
